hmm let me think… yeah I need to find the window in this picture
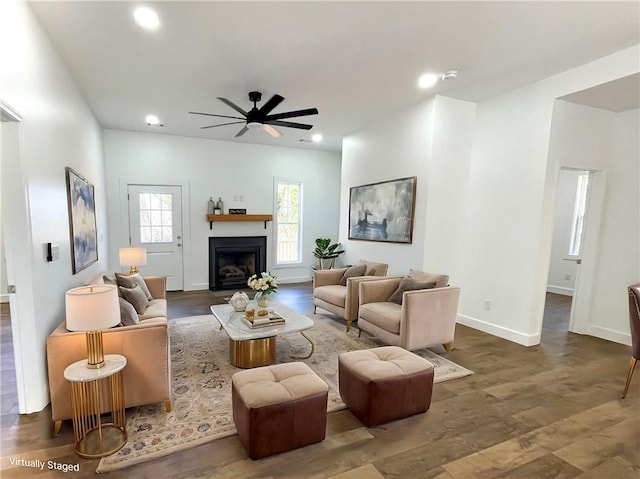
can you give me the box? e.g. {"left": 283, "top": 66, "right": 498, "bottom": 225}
{"left": 139, "top": 193, "right": 173, "bottom": 243}
{"left": 275, "top": 179, "right": 302, "bottom": 264}
{"left": 568, "top": 172, "right": 590, "bottom": 257}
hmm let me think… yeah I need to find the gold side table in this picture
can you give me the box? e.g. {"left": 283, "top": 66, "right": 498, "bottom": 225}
{"left": 64, "top": 354, "right": 127, "bottom": 458}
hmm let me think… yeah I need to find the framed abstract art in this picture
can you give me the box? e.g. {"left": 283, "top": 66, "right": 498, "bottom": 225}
{"left": 65, "top": 167, "right": 98, "bottom": 273}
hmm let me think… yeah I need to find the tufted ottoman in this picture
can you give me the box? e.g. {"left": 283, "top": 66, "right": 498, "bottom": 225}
{"left": 231, "top": 362, "right": 328, "bottom": 459}
{"left": 338, "top": 346, "right": 434, "bottom": 427}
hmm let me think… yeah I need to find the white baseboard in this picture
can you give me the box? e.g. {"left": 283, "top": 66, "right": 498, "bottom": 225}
{"left": 546, "top": 285, "right": 574, "bottom": 296}
{"left": 278, "top": 276, "right": 312, "bottom": 284}
{"left": 456, "top": 314, "right": 540, "bottom": 346}
{"left": 587, "top": 324, "right": 632, "bottom": 346}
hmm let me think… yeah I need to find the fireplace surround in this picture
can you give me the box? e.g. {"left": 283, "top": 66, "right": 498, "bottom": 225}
{"left": 209, "top": 236, "right": 267, "bottom": 290}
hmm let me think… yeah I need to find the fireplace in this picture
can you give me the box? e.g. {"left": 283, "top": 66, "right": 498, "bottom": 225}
{"left": 209, "top": 236, "right": 267, "bottom": 290}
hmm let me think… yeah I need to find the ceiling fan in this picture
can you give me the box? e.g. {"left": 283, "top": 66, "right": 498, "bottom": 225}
{"left": 189, "top": 91, "right": 318, "bottom": 138}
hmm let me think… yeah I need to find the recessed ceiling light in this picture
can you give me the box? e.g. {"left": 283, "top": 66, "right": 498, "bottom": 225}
{"left": 311, "top": 133, "right": 323, "bottom": 143}
{"left": 134, "top": 7, "right": 160, "bottom": 30}
{"left": 145, "top": 114, "right": 162, "bottom": 126}
{"left": 418, "top": 73, "right": 439, "bottom": 89}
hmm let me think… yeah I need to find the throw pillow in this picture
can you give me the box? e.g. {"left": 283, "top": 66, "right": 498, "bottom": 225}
{"left": 119, "top": 297, "right": 140, "bottom": 326}
{"left": 119, "top": 285, "right": 149, "bottom": 314}
{"left": 339, "top": 264, "right": 368, "bottom": 286}
{"left": 409, "top": 269, "right": 449, "bottom": 288}
{"left": 115, "top": 272, "right": 153, "bottom": 300}
{"left": 387, "top": 277, "right": 437, "bottom": 305}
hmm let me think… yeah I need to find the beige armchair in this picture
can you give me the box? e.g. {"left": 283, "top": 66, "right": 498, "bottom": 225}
{"left": 357, "top": 276, "right": 460, "bottom": 352}
{"left": 313, "top": 261, "right": 388, "bottom": 332}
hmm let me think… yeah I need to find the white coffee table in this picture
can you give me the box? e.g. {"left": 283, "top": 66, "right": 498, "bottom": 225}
{"left": 210, "top": 301, "right": 314, "bottom": 368}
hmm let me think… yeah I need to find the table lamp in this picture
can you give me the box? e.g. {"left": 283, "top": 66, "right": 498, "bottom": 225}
{"left": 119, "top": 247, "right": 147, "bottom": 274}
{"left": 65, "top": 285, "right": 120, "bottom": 369}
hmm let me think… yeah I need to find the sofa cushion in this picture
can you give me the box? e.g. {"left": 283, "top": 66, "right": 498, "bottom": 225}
{"left": 119, "top": 297, "right": 140, "bottom": 326}
{"left": 359, "top": 302, "right": 402, "bottom": 334}
{"left": 314, "top": 285, "right": 347, "bottom": 308}
{"left": 140, "top": 299, "right": 168, "bottom": 321}
{"left": 119, "top": 285, "right": 149, "bottom": 314}
{"left": 358, "top": 260, "right": 388, "bottom": 276}
{"left": 387, "top": 277, "right": 437, "bottom": 305}
{"left": 409, "top": 270, "right": 449, "bottom": 288}
{"left": 339, "top": 264, "right": 367, "bottom": 286}
{"left": 116, "top": 272, "right": 154, "bottom": 300}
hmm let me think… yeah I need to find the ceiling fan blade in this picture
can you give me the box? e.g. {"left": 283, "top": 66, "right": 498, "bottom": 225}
{"left": 217, "top": 97, "right": 248, "bottom": 116}
{"left": 189, "top": 111, "right": 245, "bottom": 120}
{"left": 264, "top": 108, "right": 318, "bottom": 121}
{"left": 262, "top": 124, "right": 282, "bottom": 138}
{"left": 200, "top": 121, "right": 246, "bottom": 130}
{"left": 235, "top": 125, "right": 249, "bottom": 137}
{"left": 258, "top": 94, "right": 284, "bottom": 116}
{"left": 266, "top": 120, "right": 313, "bottom": 130}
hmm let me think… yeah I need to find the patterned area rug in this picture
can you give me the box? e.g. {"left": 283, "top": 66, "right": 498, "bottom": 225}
{"left": 97, "top": 314, "right": 472, "bottom": 473}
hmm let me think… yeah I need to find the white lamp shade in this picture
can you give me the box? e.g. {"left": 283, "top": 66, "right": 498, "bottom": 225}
{"left": 65, "top": 285, "right": 120, "bottom": 331}
{"left": 119, "top": 247, "right": 147, "bottom": 268}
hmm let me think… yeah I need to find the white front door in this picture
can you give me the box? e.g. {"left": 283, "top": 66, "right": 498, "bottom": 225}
{"left": 128, "top": 185, "right": 184, "bottom": 291}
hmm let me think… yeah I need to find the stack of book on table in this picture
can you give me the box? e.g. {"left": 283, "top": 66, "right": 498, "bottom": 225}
{"left": 242, "top": 310, "right": 286, "bottom": 328}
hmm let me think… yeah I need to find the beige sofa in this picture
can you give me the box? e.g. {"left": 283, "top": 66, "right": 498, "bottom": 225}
{"left": 313, "top": 261, "right": 388, "bottom": 332}
{"left": 46, "top": 273, "right": 171, "bottom": 434}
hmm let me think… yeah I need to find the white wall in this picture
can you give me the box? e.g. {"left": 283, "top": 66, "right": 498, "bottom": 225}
{"left": 588, "top": 108, "right": 639, "bottom": 341}
{"left": 0, "top": 2, "right": 108, "bottom": 412}
{"left": 546, "top": 169, "right": 580, "bottom": 295}
{"left": 340, "top": 45, "right": 638, "bottom": 348}
{"left": 340, "top": 95, "right": 475, "bottom": 278}
{"left": 103, "top": 129, "right": 341, "bottom": 289}
{"left": 339, "top": 98, "right": 435, "bottom": 273}
{"left": 456, "top": 47, "right": 638, "bottom": 346}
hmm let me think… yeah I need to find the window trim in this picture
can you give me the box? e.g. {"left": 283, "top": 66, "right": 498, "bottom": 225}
{"left": 274, "top": 177, "right": 303, "bottom": 266}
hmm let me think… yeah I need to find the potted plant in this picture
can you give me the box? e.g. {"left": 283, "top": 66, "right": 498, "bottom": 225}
{"left": 313, "top": 238, "right": 345, "bottom": 269}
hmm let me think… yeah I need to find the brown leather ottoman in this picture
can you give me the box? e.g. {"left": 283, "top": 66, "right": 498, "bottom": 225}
{"left": 231, "top": 362, "right": 328, "bottom": 459}
{"left": 338, "top": 346, "right": 434, "bottom": 427}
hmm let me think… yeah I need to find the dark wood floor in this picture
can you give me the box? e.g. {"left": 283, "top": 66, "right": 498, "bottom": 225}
{"left": 1, "top": 288, "right": 638, "bottom": 478}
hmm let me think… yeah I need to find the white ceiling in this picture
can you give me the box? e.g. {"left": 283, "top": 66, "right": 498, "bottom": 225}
{"left": 560, "top": 73, "right": 640, "bottom": 112}
{"left": 28, "top": 1, "right": 640, "bottom": 152}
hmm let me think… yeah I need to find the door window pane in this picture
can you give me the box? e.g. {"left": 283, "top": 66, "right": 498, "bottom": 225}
{"left": 139, "top": 193, "right": 173, "bottom": 243}
{"left": 276, "top": 181, "right": 302, "bottom": 264}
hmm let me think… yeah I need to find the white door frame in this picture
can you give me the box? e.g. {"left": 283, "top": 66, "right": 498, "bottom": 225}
{"left": 118, "top": 178, "right": 191, "bottom": 288}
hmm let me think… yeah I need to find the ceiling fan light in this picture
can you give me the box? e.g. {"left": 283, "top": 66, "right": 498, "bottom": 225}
{"left": 246, "top": 121, "right": 262, "bottom": 129}
{"left": 134, "top": 7, "right": 160, "bottom": 30}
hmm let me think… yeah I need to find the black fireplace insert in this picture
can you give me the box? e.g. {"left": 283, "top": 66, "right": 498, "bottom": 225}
{"left": 209, "top": 236, "right": 267, "bottom": 290}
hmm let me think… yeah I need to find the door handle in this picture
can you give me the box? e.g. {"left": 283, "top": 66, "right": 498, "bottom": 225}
{"left": 177, "top": 243, "right": 182, "bottom": 247}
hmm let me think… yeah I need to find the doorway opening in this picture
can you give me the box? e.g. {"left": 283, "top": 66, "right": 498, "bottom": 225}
{"left": 543, "top": 168, "right": 592, "bottom": 344}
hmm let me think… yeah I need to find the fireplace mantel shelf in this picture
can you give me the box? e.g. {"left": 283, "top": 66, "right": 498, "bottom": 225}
{"left": 206, "top": 214, "right": 273, "bottom": 230}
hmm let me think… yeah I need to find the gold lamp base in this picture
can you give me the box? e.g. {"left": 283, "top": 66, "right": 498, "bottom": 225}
{"left": 128, "top": 266, "right": 138, "bottom": 274}
{"left": 86, "top": 330, "right": 106, "bottom": 369}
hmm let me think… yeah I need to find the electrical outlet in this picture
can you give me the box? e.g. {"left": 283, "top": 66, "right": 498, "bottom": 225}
{"left": 483, "top": 299, "right": 492, "bottom": 311}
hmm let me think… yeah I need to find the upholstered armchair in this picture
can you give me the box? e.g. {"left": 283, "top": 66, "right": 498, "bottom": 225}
{"left": 357, "top": 275, "right": 460, "bottom": 352}
{"left": 622, "top": 283, "right": 640, "bottom": 399}
{"left": 313, "top": 261, "right": 388, "bottom": 332}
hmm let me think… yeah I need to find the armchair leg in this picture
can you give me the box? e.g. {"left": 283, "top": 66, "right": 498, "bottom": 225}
{"left": 164, "top": 400, "right": 172, "bottom": 413}
{"left": 346, "top": 320, "right": 352, "bottom": 333}
{"left": 358, "top": 328, "right": 362, "bottom": 338}
{"left": 622, "top": 357, "right": 637, "bottom": 399}
{"left": 313, "top": 305, "right": 317, "bottom": 314}
{"left": 442, "top": 342, "right": 453, "bottom": 352}
{"left": 53, "top": 420, "right": 62, "bottom": 436}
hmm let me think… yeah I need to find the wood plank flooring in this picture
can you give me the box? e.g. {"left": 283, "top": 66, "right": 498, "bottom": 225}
{"left": 1, "top": 288, "right": 638, "bottom": 478}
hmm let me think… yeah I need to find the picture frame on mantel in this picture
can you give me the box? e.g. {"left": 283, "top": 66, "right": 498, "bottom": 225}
{"left": 65, "top": 167, "right": 98, "bottom": 273}
{"left": 348, "top": 176, "right": 417, "bottom": 243}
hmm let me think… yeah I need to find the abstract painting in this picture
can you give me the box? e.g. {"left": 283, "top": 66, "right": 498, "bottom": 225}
{"left": 348, "top": 176, "right": 417, "bottom": 243}
{"left": 66, "top": 167, "right": 98, "bottom": 273}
